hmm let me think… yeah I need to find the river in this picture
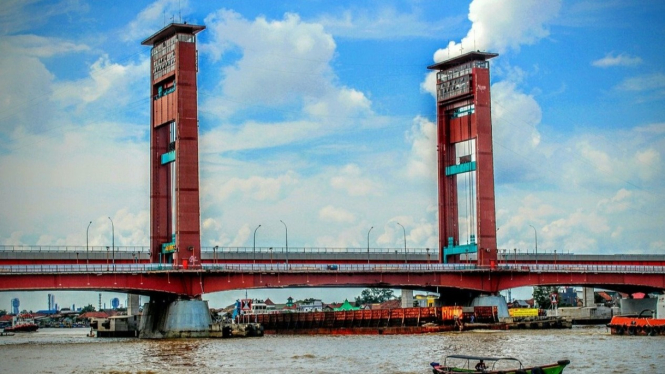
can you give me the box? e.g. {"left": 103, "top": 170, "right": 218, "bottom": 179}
{"left": 0, "top": 326, "right": 662, "bottom": 373}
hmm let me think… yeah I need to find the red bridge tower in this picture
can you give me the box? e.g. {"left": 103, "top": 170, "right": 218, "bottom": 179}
{"left": 142, "top": 24, "right": 205, "bottom": 266}
{"left": 427, "top": 52, "right": 498, "bottom": 265}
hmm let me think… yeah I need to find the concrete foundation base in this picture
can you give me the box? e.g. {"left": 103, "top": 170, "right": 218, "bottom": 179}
{"left": 139, "top": 298, "right": 213, "bottom": 339}
{"left": 471, "top": 294, "right": 510, "bottom": 319}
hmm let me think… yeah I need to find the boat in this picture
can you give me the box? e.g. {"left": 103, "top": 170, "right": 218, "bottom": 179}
{"left": 607, "top": 295, "right": 665, "bottom": 336}
{"left": 430, "top": 355, "right": 570, "bottom": 374}
{"left": 4, "top": 314, "right": 39, "bottom": 333}
{"left": 607, "top": 309, "right": 665, "bottom": 336}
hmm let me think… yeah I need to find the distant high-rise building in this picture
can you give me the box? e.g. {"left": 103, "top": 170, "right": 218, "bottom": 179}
{"left": 11, "top": 298, "right": 19, "bottom": 315}
{"left": 48, "top": 293, "right": 55, "bottom": 311}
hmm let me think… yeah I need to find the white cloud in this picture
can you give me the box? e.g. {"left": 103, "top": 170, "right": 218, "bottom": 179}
{"left": 616, "top": 73, "right": 665, "bottom": 92}
{"left": 406, "top": 116, "right": 436, "bottom": 180}
{"left": 433, "top": 0, "right": 561, "bottom": 61}
{"left": 214, "top": 173, "right": 299, "bottom": 202}
{"left": 319, "top": 205, "right": 356, "bottom": 224}
{"left": 592, "top": 52, "right": 642, "bottom": 68}
{"left": 53, "top": 55, "right": 148, "bottom": 112}
{"left": 330, "top": 164, "right": 379, "bottom": 197}
{"left": 124, "top": 0, "right": 191, "bottom": 43}
{"left": 315, "top": 6, "right": 461, "bottom": 40}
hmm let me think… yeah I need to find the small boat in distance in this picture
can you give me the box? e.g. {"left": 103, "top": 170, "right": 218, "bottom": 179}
{"left": 430, "top": 354, "right": 570, "bottom": 374}
{"left": 607, "top": 295, "right": 665, "bottom": 336}
{"left": 4, "top": 314, "right": 39, "bottom": 333}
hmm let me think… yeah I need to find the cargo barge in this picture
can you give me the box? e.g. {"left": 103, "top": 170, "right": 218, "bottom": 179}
{"left": 240, "top": 305, "right": 570, "bottom": 335}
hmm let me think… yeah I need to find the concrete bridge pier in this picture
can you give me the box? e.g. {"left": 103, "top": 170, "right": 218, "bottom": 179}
{"left": 139, "top": 296, "right": 213, "bottom": 339}
{"left": 471, "top": 294, "right": 510, "bottom": 319}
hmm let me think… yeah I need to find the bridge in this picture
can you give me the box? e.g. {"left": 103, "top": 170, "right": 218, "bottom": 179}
{"left": 2, "top": 246, "right": 664, "bottom": 299}
{"left": 2, "top": 24, "right": 662, "bottom": 336}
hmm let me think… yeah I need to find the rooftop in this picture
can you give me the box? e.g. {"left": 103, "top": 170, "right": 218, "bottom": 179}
{"left": 427, "top": 51, "right": 498, "bottom": 71}
{"left": 141, "top": 23, "right": 205, "bottom": 46}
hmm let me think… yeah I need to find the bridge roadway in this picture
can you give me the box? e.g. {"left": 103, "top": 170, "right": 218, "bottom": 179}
{"left": 2, "top": 246, "right": 665, "bottom": 266}
{"left": 0, "top": 262, "right": 663, "bottom": 298}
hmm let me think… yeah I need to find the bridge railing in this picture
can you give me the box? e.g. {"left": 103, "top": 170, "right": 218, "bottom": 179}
{"left": 0, "top": 245, "right": 432, "bottom": 255}
{"left": 0, "top": 262, "right": 664, "bottom": 274}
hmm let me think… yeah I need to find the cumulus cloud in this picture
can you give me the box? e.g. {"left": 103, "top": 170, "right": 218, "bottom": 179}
{"left": 406, "top": 116, "right": 436, "bottom": 180}
{"left": 53, "top": 55, "right": 148, "bottom": 112}
{"left": 330, "top": 164, "right": 379, "bottom": 196}
{"left": 214, "top": 173, "right": 299, "bottom": 202}
{"left": 319, "top": 205, "right": 356, "bottom": 224}
{"left": 432, "top": 0, "right": 561, "bottom": 62}
{"left": 124, "top": 0, "right": 191, "bottom": 43}
{"left": 592, "top": 52, "right": 642, "bottom": 68}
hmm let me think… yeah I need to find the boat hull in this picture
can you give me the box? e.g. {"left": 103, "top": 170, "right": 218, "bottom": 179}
{"left": 607, "top": 316, "right": 665, "bottom": 336}
{"left": 4, "top": 324, "right": 38, "bottom": 333}
{"left": 432, "top": 360, "right": 570, "bottom": 374}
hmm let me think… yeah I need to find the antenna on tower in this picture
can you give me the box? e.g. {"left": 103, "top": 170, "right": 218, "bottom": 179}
{"left": 179, "top": 0, "right": 182, "bottom": 23}
{"left": 474, "top": 28, "right": 476, "bottom": 50}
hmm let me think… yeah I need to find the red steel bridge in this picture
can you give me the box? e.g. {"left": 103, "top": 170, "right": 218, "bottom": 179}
{"left": 2, "top": 29, "right": 663, "bottom": 304}
{"left": 1, "top": 246, "right": 664, "bottom": 299}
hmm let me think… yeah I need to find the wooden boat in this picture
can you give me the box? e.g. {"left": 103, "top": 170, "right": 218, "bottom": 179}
{"left": 430, "top": 354, "right": 570, "bottom": 374}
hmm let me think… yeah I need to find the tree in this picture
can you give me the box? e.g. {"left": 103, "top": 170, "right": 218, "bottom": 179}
{"left": 0, "top": 309, "right": 6, "bottom": 317}
{"left": 354, "top": 288, "right": 396, "bottom": 307}
{"left": 80, "top": 304, "right": 96, "bottom": 313}
{"left": 533, "top": 286, "right": 558, "bottom": 309}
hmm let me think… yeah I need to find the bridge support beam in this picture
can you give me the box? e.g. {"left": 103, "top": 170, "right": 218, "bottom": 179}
{"left": 139, "top": 296, "right": 212, "bottom": 339}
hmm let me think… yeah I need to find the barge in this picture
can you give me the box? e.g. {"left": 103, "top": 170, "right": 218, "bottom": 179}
{"left": 244, "top": 305, "right": 570, "bottom": 335}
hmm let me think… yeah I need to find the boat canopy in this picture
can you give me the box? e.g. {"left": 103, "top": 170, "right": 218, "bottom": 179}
{"left": 445, "top": 355, "right": 521, "bottom": 362}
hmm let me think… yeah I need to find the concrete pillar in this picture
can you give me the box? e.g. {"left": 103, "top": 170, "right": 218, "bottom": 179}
{"left": 471, "top": 295, "right": 509, "bottom": 319}
{"left": 127, "top": 294, "right": 140, "bottom": 316}
{"left": 582, "top": 287, "right": 595, "bottom": 307}
{"left": 139, "top": 297, "right": 212, "bottom": 339}
{"left": 401, "top": 289, "right": 414, "bottom": 308}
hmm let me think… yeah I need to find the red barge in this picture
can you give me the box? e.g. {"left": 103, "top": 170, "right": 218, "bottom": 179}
{"left": 240, "top": 305, "right": 501, "bottom": 335}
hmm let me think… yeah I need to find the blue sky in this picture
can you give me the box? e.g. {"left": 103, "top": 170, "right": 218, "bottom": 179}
{"left": 1, "top": 0, "right": 664, "bottom": 311}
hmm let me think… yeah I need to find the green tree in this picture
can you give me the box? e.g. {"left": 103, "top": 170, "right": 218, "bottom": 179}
{"left": 80, "top": 304, "right": 96, "bottom": 313}
{"left": 533, "top": 286, "right": 558, "bottom": 309}
{"left": 354, "top": 288, "right": 395, "bottom": 307}
{"left": 0, "top": 309, "right": 6, "bottom": 317}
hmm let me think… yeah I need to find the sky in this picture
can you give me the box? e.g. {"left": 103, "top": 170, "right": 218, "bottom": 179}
{"left": 1, "top": 0, "right": 664, "bottom": 312}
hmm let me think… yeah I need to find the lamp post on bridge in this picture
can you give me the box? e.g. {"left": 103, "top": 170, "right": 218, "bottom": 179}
{"left": 367, "top": 226, "right": 374, "bottom": 264}
{"left": 213, "top": 245, "right": 218, "bottom": 267}
{"left": 253, "top": 225, "right": 261, "bottom": 270}
{"left": 280, "top": 220, "right": 288, "bottom": 267}
{"left": 529, "top": 224, "right": 538, "bottom": 267}
{"left": 108, "top": 217, "right": 115, "bottom": 271}
{"left": 86, "top": 221, "right": 92, "bottom": 271}
{"left": 396, "top": 222, "right": 407, "bottom": 264}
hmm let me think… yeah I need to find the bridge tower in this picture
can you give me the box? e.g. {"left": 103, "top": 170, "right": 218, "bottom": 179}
{"left": 142, "top": 24, "right": 205, "bottom": 266}
{"left": 427, "top": 52, "right": 498, "bottom": 266}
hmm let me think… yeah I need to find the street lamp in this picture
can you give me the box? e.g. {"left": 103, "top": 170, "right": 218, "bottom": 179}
{"left": 106, "top": 246, "right": 110, "bottom": 271}
{"left": 108, "top": 217, "right": 115, "bottom": 271}
{"left": 253, "top": 225, "right": 261, "bottom": 270}
{"left": 280, "top": 220, "right": 288, "bottom": 266}
{"left": 529, "top": 224, "right": 538, "bottom": 267}
{"left": 86, "top": 221, "right": 92, "bottom": 270}
{"left": 396, "top": 222, "right": 407, "bottom": 264}
{"left": 367, "top": 226, "right": 374, "bottom": 264}
{"left": 426, "top": 248, "right": 430, "bottom": 268}
{"left": 269, "top": 247, "right": 273, "bottom": 270}
{"left": 213, "top": 245, "right": 218, "bottom": 266}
